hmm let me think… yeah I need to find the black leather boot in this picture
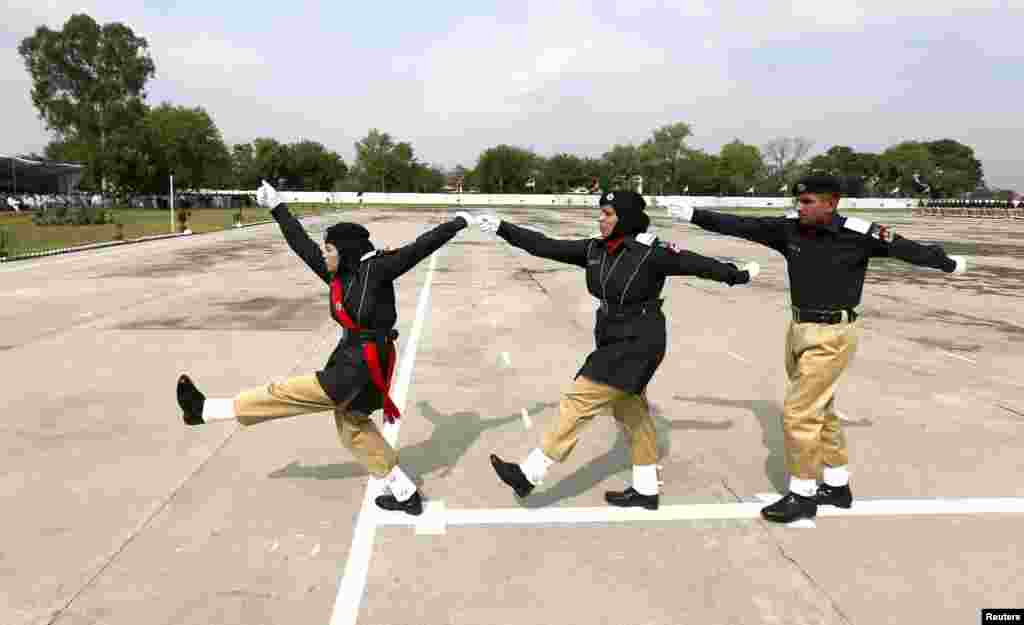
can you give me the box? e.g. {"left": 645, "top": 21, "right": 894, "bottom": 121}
{"left": 375, "top": 491, "right": 423, "bottom": 516}
{"left": 760, "top": 492, "right": 817, "bottom": 523}
{"left": 177, "top": 374, "right": 205, "bottom": 426}
{"left": 814, "top": 483, "right": 853, "bottom": 509}
{"left": 605, "top": 487, "right": 659, "bottom": 510}
{"left": 490, "top": 454, "right": 534, "bottom": 498}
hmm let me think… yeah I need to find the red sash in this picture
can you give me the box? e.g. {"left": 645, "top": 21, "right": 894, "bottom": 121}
{"left": 329, "top": 276, "right": 400, "bottom": 422}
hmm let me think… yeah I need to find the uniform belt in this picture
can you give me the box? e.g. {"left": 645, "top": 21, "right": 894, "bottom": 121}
{"left": 791, "top": 307, "right": 858, "bottom": 324}
{"left": 599, "top": 298, "right": 663, "bottom": 319}
{"left": 347, "top": 328, "right": 399, "bottom": 342}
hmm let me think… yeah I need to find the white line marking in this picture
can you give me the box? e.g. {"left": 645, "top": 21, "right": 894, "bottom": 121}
{"left": 726, "top": 351, "right": 750, "bottom": 364}
{"left": 329, "top": 250, "right": 440, "bottom": 625}
{"left": 312, "top": 544, "right": 321, "bottom": 557}
{"left": 414, "top": 500, "right": 448, "bottom": 535}
{"left": 501, "top": 351, "right": 512, "bottom": 367}
{"left": 943, "top": 351, "right": 977, "bottom": 364}
{"left": 521, "top": 408, "right": 532, "bottom": 429}
{"left": 269, "top": 541, "right": 279, "bottom": 552}
{"left": 372, "top": 496, "right": 1024, "bottom": 527}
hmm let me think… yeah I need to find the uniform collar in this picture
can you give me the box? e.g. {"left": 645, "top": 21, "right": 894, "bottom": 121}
{"left": 604, "top": 234, "right": 626, "bottom": 254}
{"left": 359, "top": 250, "right": 377, "bottom": 261}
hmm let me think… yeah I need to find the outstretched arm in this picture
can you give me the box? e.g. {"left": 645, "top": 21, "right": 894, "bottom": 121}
{"left": 844, "top": 216, "right": 965, "bottom": 273}
{"left": 494, "top": 220, "right": 590, "bottom": 268}
{"left": 650, "top": 243, "right": 752, "bottom": 286}
{"left": 371, "top": 217, "right": 469, "bottom": 281}
{"left": 872, "top": 233, "right": 963, "bottom": 272}
{"left": 670, "top": 205, "right": 788, "bottom": 250}
{"left": 270, "top": 204, "right": 331, "bottom": 283}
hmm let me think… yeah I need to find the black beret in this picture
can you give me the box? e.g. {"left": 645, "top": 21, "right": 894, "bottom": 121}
{"left": 599, "top": 189, "right": 646, "bottom": 214}
{"left": 325, "top": 222, "right": 370, "bottom": 247}
{"left": 791, "top": 174, "right": 842, "bottom": 196}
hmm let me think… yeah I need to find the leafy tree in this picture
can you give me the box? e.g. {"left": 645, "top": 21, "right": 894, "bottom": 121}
{"left": 19, "top": 13, "right": 156, "bottom": 191}
{"left": 717, "top": 140, "right": 765, "bottom": 195}
{"left": 475, "top": 145, "right": 536, "bottom": 193}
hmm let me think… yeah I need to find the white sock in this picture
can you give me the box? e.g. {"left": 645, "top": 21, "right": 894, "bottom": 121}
{"left": 632, "top": 464, "right": 659, "bottom": 496}
{"left": 823, "top": 465, "right": 850, "bottom": 487}
{"left": 202, "top": 398, "right": 236, "bottom": 422}
{"left": 789, "top": 476, "right": 817, "bottom": 497}
{"left": 521, "top": 448, "right": 555, "bottom": 486}
{"left": 385, "top": 466, "right": 417, "bottom": 502}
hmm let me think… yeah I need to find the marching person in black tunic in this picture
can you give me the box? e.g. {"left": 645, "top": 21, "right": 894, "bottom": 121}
{"left": 175, "top": 181, "right": 475, "bottom": 516}
{"left": 486, "top": 190, "right": 761, "bottom": 509}
{"left": 669, "top": 173, "right": 968, "bottom": 523}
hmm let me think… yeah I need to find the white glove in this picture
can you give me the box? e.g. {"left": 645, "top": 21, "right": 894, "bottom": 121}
{"left": 741, "top": 261, "right": 760, "bottom": 279}
{"left": 949, "top": 255, "right": 967, "bottom": 275}
{"left": 479, "top": 215, "right": 501, "bottom": 234}
{"left": 667, "top": 204, "right": 694, "bottom": 223}
{"left": 454, "top": 211, "right": 477, "bottom": 226}
{"left": 257, "top": 180, "right": 283, "bottom": 209}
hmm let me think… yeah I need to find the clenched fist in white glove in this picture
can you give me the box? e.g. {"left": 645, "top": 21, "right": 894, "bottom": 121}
{"left": 257, "top": 180, "right": 284, "bottom": 209}
{"left": 455, "top": 211, "right": 478, "bottom": 226}
{"left": 741, "top": 261, "right": 760, "bottom": 280}
{"left": 667, "top": 204, "right": 694, "bottom": 223}
{"left": 479, "top": 215, "right": 501, "bottom": 234}
{"left": 949, "top": 255, "right": 967, "bottom": 275}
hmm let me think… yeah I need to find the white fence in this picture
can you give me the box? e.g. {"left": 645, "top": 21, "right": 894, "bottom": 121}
{"left": 197, "top": 189, "right": 918, "bottom": 210}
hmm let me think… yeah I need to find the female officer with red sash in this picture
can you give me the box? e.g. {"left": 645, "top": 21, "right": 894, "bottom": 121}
{"left": 175, "top": 181, "right": 474, "bottom": 515}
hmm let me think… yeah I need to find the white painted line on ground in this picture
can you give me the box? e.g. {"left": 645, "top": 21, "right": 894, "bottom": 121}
{"left": 501, "top": 351, "right": 512, "bottom": 366}
{"left": 329, "top": 250, "right": 440, "bottom": 625}
{"left": 521, "top": 408, "right": 532, "bottom": 429}
{"left": 943, "top": 351, "right": 977, "bottom": 364}
{"left": 726, "top": 351, "right": 750, "bottom": 364}
{"left": 415, "top": 500, "right": 447, "bottom": 535}
{"left": 371, "top": 496, "right": 1024, "bottom": 528}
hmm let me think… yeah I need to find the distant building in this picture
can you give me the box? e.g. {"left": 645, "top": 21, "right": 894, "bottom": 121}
{"left": 0, "top": 154, "right": 84, "bottom": 194}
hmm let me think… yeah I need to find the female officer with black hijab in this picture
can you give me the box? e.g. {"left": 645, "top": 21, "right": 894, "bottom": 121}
{"left": 484, "top": 190, "right": 760, "bottom": 509}
{"left": 175, "top": 181, "right": 475, "bottom": 516}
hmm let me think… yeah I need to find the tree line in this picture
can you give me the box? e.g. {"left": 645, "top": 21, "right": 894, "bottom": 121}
{"left": 19, "top": 14, "right": 992, "bottom": 199}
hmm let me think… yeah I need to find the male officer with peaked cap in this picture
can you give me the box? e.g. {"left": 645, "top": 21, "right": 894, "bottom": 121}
{"left": 669, "top": 174, "right": 967, "bottom": 523}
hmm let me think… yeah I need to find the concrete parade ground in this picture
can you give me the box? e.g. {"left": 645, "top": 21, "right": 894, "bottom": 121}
{"left": 2, "top": 203, "right": 1023, "bottom": 625}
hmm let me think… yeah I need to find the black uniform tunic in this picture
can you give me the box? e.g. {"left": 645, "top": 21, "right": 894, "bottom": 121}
{"left": 272, "top": 205, "right": 467, "bottom": 412}
{"left": 496, "top": 221, "right": 749, "bottom": 395}
{"left": 691, "top": 209, "right": 957, "bottom": 310}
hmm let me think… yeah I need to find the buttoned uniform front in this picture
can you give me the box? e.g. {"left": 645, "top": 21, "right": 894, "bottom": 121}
{"left": 684, "top": 206, "right": 962, "bottom": 488}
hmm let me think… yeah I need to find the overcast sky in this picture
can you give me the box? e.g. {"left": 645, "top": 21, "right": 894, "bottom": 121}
{"left": 3, "top": 1, "right": 1022, "bottom": 190}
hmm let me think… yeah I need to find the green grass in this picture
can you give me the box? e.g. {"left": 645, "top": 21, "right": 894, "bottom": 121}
{"left": 0, "top": 204, "right": 328, "bottom": 257}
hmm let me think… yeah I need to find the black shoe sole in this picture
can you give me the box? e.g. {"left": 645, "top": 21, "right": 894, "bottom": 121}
{"left": 375, "top": 494, "right": 423, "bottom": 516}
{"left": 490, "top": 454, "right": 533, "bottom": 498}
{"left": 177, "top": 374, "right": 205, "bottom": 426}
{"left": 605, "top": 497, "right": 659, "bottom": 511}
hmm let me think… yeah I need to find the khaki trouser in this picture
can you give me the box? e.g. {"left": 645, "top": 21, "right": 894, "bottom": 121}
{"left": 233, "top": 374, "right": 398, "bottom": 478}
{"left": 783, "top": 316, "right": 861, "bottom": 479}
{"left": 541, "top": 376, "right": 658, "bottom": 466}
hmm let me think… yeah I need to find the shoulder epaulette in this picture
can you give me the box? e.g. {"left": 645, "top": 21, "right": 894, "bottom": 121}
{"left": 843, "top": 216, "right": 895, "bottom": 242}
{"left": 656, "top": 240, "right": 684, "bottom": 254}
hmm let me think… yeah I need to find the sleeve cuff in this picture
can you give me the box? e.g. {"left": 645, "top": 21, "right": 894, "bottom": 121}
{"left": 941, "top": 256, "right": 957, "bottom": 273}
